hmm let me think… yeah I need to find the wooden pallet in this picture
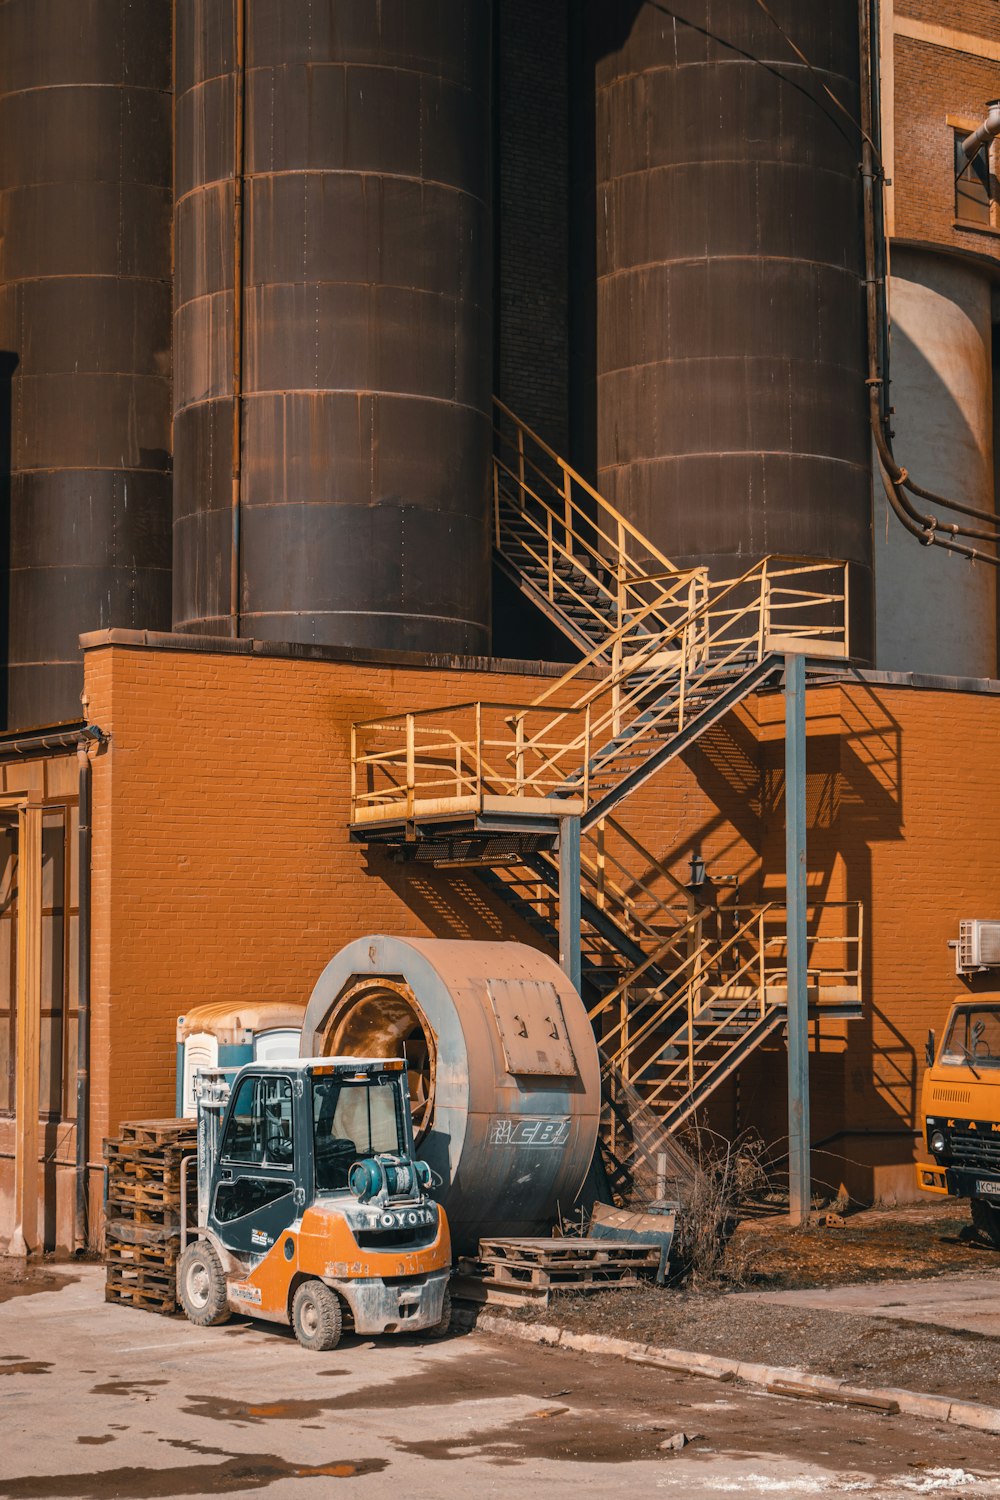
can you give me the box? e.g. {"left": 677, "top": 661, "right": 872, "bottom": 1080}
{"left": 102, "top": 1118, "right": 196, "bottom": 1316}
{"left": 456, "top": 1236, "right": 661, "bottom": 1307}
{"left": 105, "top": 1231, "right": 181, "bottom": 1268}
{"left": 106, "top": 1178, "right": 183, "bottom": 1209}
{"left": 105, "top": 1263, "right": 177, "bottom": 1315}
{"left": 116, "top": 1119, "right": 198, "bottom": 1151}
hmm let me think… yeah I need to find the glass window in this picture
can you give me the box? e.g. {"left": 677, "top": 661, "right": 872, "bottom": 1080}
{"left": 39, "top": 811, "right": 66, "bottom": 1118}
{"left": 0, "top": 805, "right": 79, "bottom": 1120}
{"left": 956, "top": 133, "right": 992, "bottom": 225}
{"left": 220, "top": 1075, "right": 295, "bottom": 1167}
{"left": 313, "top": 1077, "right": 404, "bottom": 1191}
{"left": 941, "top": 1007, "right": 1000, "bottom": 1069}
{"left": 214, "top": 1176, "right": 294, "bottom": 1223}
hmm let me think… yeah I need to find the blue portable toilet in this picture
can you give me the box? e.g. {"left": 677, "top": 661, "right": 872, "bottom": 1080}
{"left": 176, "top": 1001, "right": 306, "bottom": 1116}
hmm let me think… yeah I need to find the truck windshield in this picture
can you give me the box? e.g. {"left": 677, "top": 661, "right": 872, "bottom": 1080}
{"left": 312, "top": 1076, "right": 405, "bottom": 1192}
{"left": 941, "top": 1006, "right": 1000, "bottom": 1069}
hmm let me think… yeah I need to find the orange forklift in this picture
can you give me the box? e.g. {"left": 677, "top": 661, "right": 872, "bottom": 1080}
{"left": 176, "top": 1056, "right": 452, "bottom": 1349}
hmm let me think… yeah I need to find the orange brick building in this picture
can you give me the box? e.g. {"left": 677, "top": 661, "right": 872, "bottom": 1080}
{"left": 3, "top": 4, "right": 1000, "bottom": 1260}
{"left": 2, "top": 633, "right": 996, "bottom": 1250}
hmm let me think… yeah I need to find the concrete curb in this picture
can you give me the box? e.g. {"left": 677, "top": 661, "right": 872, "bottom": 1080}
{"left": 466, "top": 1313, "right": 1000, "bottom": 1435}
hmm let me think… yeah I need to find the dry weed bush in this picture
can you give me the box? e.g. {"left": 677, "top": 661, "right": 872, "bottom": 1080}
{"left": 668, "top": 1127, "right": 769, "bottom": 1287}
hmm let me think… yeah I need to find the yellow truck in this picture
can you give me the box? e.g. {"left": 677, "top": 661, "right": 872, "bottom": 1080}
{"left": 917, "top": 995, "right": 1000, "bottom": 1246}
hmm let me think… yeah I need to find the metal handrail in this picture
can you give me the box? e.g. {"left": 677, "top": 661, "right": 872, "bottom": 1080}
{"left": 599, "top": 905, "right": 776, "bottom": 1063}
{"left": 492, "top": 396, "right": 679, "bottom": 575}
{"left": 351, "top": 555, "right": 849, "bottom": 821}
{"left": 604, "top": 899, "right": 863, "bottom": 1117}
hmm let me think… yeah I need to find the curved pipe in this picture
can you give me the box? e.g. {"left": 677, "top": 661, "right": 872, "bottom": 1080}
{"left": 902, "top": 472, "right": 1000, "bottom": 533}
{"left": 962, "top": 100, "right": 1000, "bottom": 162}
{"left": 859, "top": 0, "right": 1000, "bottom": 565}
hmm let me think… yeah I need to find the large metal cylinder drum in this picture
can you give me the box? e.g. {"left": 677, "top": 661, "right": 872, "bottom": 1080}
{"left": 173, "top": 0, "right": 493, "bottom": 652}
{"left": 0, "top": 0, "right": 173, "bottom": 728}
{"left": 584, "top": 0, "right": 873, "bottom": 661}
{"left": 875, "top": 248, "right": 997, "bottom": 677}
{"left": 300, "top": 936, "right": 602, "bottom": 1253}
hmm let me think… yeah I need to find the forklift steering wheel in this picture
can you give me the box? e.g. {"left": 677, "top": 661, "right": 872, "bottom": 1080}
{"left": 266, "top": 1134, "right": 293, "bottom": 1163}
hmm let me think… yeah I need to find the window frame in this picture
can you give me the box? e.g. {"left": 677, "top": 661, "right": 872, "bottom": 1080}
{"left": 219, "top": 1071, "right": 297, "bottom": 1171}
{"left": 0, "top": 795, "right": 79, "bottom": 1123}
{"left": 952, "top": 119, "right": 999, "bottom": 234}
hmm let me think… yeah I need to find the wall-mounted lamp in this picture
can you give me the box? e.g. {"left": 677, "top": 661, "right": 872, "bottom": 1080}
{"left": 687, "top": 852, "right": 707, "bottom": 888}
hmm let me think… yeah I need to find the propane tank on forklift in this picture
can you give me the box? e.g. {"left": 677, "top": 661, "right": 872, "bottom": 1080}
{"left": 176, "top": 1057, "right": 452, "bottom": 1350}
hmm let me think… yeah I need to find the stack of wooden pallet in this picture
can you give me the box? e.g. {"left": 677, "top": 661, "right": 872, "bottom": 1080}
{"left": 103, "top": 1118, "right": 197, "bottom": 1315}
{"left": 454, "top": 1235, "right": 661, "bottom": 1308}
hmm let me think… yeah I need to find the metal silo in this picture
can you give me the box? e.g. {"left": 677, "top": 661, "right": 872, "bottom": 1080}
{"left": 584, "top": 1, "right": 873, "bottom": 661}
{"left": 0, "top": 0, "right": 173, "bottom": 728}
{"left": 173, "top": 0, "right": 493, "bottom": 653}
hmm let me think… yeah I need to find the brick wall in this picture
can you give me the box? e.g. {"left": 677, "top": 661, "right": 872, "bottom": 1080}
{"left": 897, "top": 1, "right": 1000, "bottom": 35}
{"left": 746, "top": 680, "right": 1000, "bottom": 1201}
{"left": 83, "top": 638, "right": 758, "bottom": 1140}
{"left": 78, "top": 640, "right": 1000, "bottom": 1206}
{"left": 891, "top": 23, "right": 1000, "bottom": 262}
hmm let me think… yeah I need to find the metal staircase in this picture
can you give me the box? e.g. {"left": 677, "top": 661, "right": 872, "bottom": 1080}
{"left": 595, "top": 900, "right": 862, "bottom": 1162}
{"left": 492, "top": 397, "right": 693, "bottom": 657}
{"left": 351, "top": 547, "right": 847, "bottom": 831}
{"left": 351, "top": 402, "right": 861, "bottom": 1183}
{"left": 478, "top": 817, "right": 696, "bottom": 1006}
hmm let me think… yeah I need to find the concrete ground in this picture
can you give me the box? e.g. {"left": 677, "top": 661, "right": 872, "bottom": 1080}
{"left": 750, "top": 1271, "right": 1000, "bottom": 1337}
{"left": 3, "top": 1266, "right": 1000, "bottom": 1498}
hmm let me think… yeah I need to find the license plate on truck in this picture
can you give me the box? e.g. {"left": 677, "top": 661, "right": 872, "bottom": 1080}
{"left": 976, "top": 1179, "right": 1000, "bottom": 1197}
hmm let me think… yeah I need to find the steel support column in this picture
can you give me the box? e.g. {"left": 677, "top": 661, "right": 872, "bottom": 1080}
{"left": 558, "top": 814, "right": 582, "bottom": 993}
{"left": 784, "top": 653, "right": 810, "bottom": 1225}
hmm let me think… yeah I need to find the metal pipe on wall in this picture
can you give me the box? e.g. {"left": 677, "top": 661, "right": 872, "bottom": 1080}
{"left": 961, "top": 100, "right": 1000, "bottom": 162}
{"left": 859, "top": 0, "right": 1000, "bottom": 573}
{"left": 229, "top": 0, "right": 246, "bottom": 638}
{"left": 74, "top": 740, "right": 92, "bottom": 1251}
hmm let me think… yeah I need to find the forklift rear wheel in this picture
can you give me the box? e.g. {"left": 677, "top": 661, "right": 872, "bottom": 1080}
{"left": 426, "top": 1287, "right": 452, "bottom": 1339}
{"left": 177, "top": 1241, "right": 231, "bottom": 1326}
{"left": 972, "top": 1197, "right": 1000, "bottom": 1248}
{"left": 292, "top": 1280, "right": 343, "bottom": 1351}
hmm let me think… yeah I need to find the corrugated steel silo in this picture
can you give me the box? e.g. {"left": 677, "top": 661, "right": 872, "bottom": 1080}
{"left": 173, "top": 0, "right": 493, "bottom": 652}
{"left": 0, "top": 0, "right": 174, "bottom": 728}
{"left": 585, "top": 1, "right": 873, "bottom": 661}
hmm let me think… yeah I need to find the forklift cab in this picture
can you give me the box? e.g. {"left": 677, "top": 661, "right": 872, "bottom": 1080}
{"left": 181, "top": 1059, "right": 451, "bottom": 1350}
{"left": 210, "top": 1072, "right": 299, "bottom": 1257}
{"left": 206, "top": 1059, "right": 418, "bottom": 1261}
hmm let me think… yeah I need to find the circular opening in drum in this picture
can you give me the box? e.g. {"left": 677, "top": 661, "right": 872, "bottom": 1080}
{"left": 322, "top": 980, "right": 435, "bottom": 1141}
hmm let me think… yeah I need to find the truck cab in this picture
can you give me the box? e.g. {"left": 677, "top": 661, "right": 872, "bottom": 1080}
{"left": 917, "top": 995, "right": 1000, "bottom": 1245}
{"left": 177, "top": 1056, "right": 452, "bottom": 1349}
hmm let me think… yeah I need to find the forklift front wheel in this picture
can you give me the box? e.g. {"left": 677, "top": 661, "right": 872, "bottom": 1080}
{"left": 177, "top": 1241, "right": 232, "bottom": 1327}
{"left": 291, "top": 1280, "right": 343, "bottom": 1352}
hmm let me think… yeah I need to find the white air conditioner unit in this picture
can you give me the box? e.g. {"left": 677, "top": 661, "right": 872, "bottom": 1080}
{"left": 956, "top": 920, "right": 1000, "bottom": 974}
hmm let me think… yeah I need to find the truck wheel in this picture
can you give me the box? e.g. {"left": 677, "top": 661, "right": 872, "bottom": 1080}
{"left": 971, "top": 1197, "right": 1000, "bottom": 1248}
{"left": 292, "top": 1280, "right": 343, "bottom": 1351}
{"left": 426, "top": 1287, "right": 452, "bottom": 1340}
{"left": 177, "top": 1241, "right": 231, "bottom": 1326}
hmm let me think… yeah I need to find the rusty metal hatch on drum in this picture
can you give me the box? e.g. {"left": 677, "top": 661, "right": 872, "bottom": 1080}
{"left": 486, "top": 980, "right": 577, "bottom": 1076}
